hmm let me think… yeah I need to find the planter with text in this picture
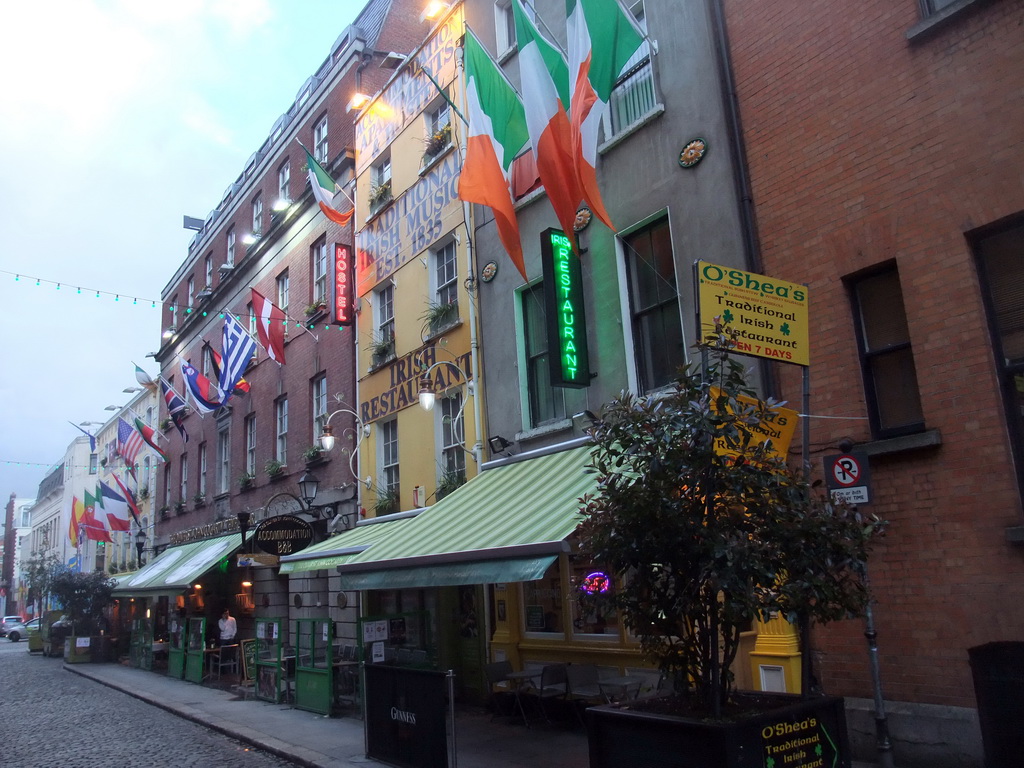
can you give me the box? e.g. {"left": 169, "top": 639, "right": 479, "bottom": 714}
{"left": 587, "top": 693, "right": 851, "bottom": 768}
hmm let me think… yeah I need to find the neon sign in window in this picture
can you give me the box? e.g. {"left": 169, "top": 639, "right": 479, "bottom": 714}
{"left": 541, "top": 228, "right": 590, "bottom": 388}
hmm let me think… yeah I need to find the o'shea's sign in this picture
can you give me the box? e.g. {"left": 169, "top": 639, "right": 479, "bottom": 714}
{"left": 334, "top": 243, "right": 354, "bottom": 326}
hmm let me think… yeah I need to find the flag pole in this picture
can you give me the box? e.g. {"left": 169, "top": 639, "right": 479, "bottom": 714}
{"left": 415, "top": 63, "right": 467, "bottom": 125}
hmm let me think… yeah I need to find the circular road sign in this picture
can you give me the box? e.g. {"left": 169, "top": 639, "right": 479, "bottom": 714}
{"left": 831, "top": 455, "right": 861, "bottom": 487}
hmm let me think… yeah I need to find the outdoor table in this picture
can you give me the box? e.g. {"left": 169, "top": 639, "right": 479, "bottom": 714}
{"left": 598, "top": 675, "right": 645, "bottom": 703}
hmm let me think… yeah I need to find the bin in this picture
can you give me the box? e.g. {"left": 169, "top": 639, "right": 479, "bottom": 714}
{"left": 968, "top": 641, "right": 1024, "bottom": 768}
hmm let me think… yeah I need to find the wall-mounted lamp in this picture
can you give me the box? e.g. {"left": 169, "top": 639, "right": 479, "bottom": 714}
{"left": 417, "top": 362, "right": 474, "bottom": 412}
{"left": 104, "top": 405, "right": 119, "bottom": 411}
{"left": 134, "top": 528, "right": 147, "bottom": 566}
{"left": 123, "top": 386, "right": 144, "bottom": 394}
{"left": 488, "top": 435, "right": 513, "bottom": 455}
{"left": 572, "top": 410, "right": 599, "bottom": 431}
{"left": 241, "top": 232, "right": 260, "bottom": 245}
{"left": 346, "top": 93, "right": 371, "bottom": 113}
{"left": 272, "top": 198, "right": 291, "bottom": 212}
{"left": 162, "top": 327, "right": 176, "bottom": 340}
{"left": 298, "top": 470, "right": 320, "bottom": 506}
{"left": 420, "top": 1, "right": 451, "bottom": 22}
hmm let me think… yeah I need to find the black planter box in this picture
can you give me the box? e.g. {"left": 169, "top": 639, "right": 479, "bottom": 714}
{"left": 587, "top": 693, "right": 851, "bottom": 768}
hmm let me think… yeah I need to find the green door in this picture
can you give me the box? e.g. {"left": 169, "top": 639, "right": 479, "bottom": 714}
{"left": 184, "top": 617, "right": 207, "bottom": 683}
{"left": 167, "top": 617, "right": 186, "bottom": 679}
{"left": 130, "top": 618, "right": 154, "bottom": 670}
{"left": 295, "top": 618, "right": 333, "bottom": 715}
{"left": 255, "top": 618, "right": 285, "bottom": 703}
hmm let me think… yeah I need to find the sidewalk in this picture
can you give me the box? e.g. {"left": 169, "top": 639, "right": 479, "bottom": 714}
{"left": 63, "top": 661, "right": 880, "bottom": 768}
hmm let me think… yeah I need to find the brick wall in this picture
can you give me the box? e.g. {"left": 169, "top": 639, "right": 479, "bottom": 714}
{"left": 722, "top": 0, "right": 1024, "bottom": 707}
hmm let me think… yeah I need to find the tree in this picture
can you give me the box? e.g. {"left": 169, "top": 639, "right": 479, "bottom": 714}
{"left": 49, "top": 570, "right": 115, "bottom": 636}
{"left": 576, "top": 325, "right": 885, "bottom": 717}
{"left": 23, "top": 552, "right": 63, "bottom": 617}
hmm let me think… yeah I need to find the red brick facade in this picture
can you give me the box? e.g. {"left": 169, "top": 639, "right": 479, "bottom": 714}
{"left": 722, "top": 0, "right": 1024, "bottom": 707}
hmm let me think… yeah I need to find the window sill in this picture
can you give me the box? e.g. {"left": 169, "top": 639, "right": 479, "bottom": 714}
{"left": 516, "top": 418, "right": 573, "bottom": 444}
{"left": 497, "top": 46, "right": 517, "bottom": 65}
{"left": 598, "top": 103, "right": 666, "bottom": 156}
{"left": 367, "top": 198, "right": 394, "bottom": 223}
{"left": 907, "top": 0, "right": 994, "bottom": 42}
{"left": 422, "top": 317, "right": 463, "bottom": 344}
{"left": 855, "top": 428, "right": 943, "bottom": 458}
{"left": 513, "top": 185, "right": 547, "bottom": 212}
{"left": 419, "top": 144, "right": 454, "bottom": 176}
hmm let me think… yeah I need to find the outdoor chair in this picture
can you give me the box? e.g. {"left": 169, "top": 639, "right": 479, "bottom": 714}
{"left": 566, "top": 663, "right": 603, "bottom": 724}
{"left": 484, "top": 660, "right": 514, "bottom": 720}
{"left": 533, "top": 663, "right": 568, "bottom": 724}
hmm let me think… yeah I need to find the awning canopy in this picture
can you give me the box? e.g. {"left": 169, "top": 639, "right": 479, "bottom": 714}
{"left": 278, "top": 516, "right": 416, "bottom": 575}
{"left": 335, "top": 442, "right": 596, "bottom": 590}
{"left": 112, "top": 532, "right": 245, "bottom": 596}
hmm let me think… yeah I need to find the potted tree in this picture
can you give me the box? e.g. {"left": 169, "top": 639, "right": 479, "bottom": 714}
{"left": 577, "top": 325, "right": 884, "bottom": 768}
{"left": 49, "top": 570, "right": 115, "bottom": 664}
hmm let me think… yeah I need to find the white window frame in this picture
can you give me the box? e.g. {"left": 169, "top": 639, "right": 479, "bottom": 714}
{"left": 204, "top": 255, "right": 213, "bottom": 288}
{"left": 378, "top": 419, "right": 400, "bottom": 494}
{"left": 494, "top": 1, "right": 518, "bottom": 56}
{"left": 180, "top": 454, "right": 188, "bottom": 502}
{"left": 314, "top": 115, "right": 329, "bottom": 163}
{"left": 217, "top": 428, "right": 230, "bottom": 495}
{"left": 433, "top": 239, "right": 458, "bottom": 308}
{"left": 226, "top": 228, "right": 236, "bottom": 266}
{"left": 276, "top": 397, "right": 289, "bottom": 464}
{"left": 143, "top": 456, "right": 151, "bottom": 492}
{"left": 377, "top": 283, "right": 395, "bottom": 343}
{"left": 245, "top": 415, "right": 257, "bottom": 476}
{"left": 374, "top": 156, "right": 392, "bottom": 188}
{"left": 600, "top": 0, "right": 659, "bottom": 141}
{"left": 198, "top": 444, "right": 206, "bottom": 497}
{"left": 278, "top": 159, "right": 291, "bottom": 204}
{"left": 439, "top": 393, "right": 466, "bottom": 478}
{"left": 277, "top": 270, "right": 290, "bottom": 313}
{"left": 247, "top": 301, "right": 257, "bottom": 338}
{"left": 313, "top": 239, "right": 329, "bottom": 305}
{"left": 252, "top": 194, "right": 263, "bottom": 236}
{"left": 312, "top": 375, "right": 328, "bottom": 439}
{"left": 187, "top": 277, "right": 195, "bottom": 307}
{"left": 515, "top": 281, "right": 567, "bottom": 429}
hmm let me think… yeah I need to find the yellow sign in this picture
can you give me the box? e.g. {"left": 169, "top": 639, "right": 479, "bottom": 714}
{"left": 710, "top": 387, "right": 798, "bottom": 464}
{"left": 697, "top": 261, "right": 810, "bottom": 366}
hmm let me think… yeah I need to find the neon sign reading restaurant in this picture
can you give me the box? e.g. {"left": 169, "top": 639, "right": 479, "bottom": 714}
{"left": 541, "top": 228, "right": 590, "bottom": 388}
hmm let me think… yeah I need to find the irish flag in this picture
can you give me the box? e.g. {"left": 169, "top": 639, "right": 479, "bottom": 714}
{"left": 458, "top": 27, "right": 530, "bottom": 278}
{"left": 512, "top": 0, "right": 582, "bottom": 245}
{"left": 566, "top": 0, "right": 644, "bottom": 230}
{"left": 303, "top": 146, "right": 354, "bottom": 227}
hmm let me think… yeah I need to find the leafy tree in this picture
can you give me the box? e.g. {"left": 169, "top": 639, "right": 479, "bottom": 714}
{"left": 576, "top": 325, "right": 885, "bottom": 717}
{"left": 49, "top": 570, "right": 115, "bottom": 635}
{"left": 23, "top": 552, "right": 63, "bottom": 617}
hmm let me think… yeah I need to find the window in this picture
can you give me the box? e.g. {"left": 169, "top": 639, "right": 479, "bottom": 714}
{"left": 379, "top": 419, "right": 399, "bottom": 494}
{"left": 922, "top": 0, "right": 960, "bottom": 15}
{"left": 204, "top": 255, "right": 213, "bottom": 288}
{"left": 252, "top": 194, "right": 263, "bottom": 236}
{"left": 89, "top": 454, "right": 97, "bottom": 474}
{"left": 434, "top": 240, "right": 458, "bottom": 308}
{"left": 226, "top": 227, "right": 236, "bottom": 266}
{"left": 202, "top": 343, "right": 213, "bottom": 378}
{"left": 217, "top": 428, "right": 230, "bottom": 494}
{"left": 849, "top": 265, "right": 924, "bottom": 438}
{"left": 569, "top": 557, "right": 620, "bottom": 637}
{"left": 377, "top": 282, "right": 395, "bottom": 344}
{"left": 521, "top": 283, "right": 566, "bottom": 426}
{"left": 247, "top": 301, "right": 257, "bottom": 338}
{"left": 312, "top": 239, "right": 329, "bottom": 305}
{"left": 427, "top": 101, "right": 450, "bottom": 137}
{"left": 314, "top": 114, "right": 329, "bottom": 163}
{"left": 440, "top": 393, "right": 466, "bottom": 479}
{"left": 495, "top": 1, "right": 517, "bottom": 54}
{"left": 622, "top": 217, "right": 684, "bottom": 392}
{"left": 976, "top": 218, "right": 1024, "bottom": 491}
{"left": 604, "top": 1, "right": 658, "bottom": 139}
{"left": 424, "top": 100, "right": 451, "bottom": 164}
{"left": 143, "top": 456, "right": 151, "bottom": 494}
{"left": 171, "top": 296, "right": 178, "bottom": 327}
{"left": 164, "top": 464, "right": 172, "bottom": 507}
{"left": 277, "top": 270, "right": 290, "bottom": 313}
{"left": 522, "top": 560, "right": 564, "bottom": 634}
{"left": 278, "top": 159, "right": 291, "bottom": 204}
{"left": 245, "top": 415, "right": 257, "bottom": 476}
{"left": 198, "top": 443, "right": 207, "bottom": 496}
{"left": 180, "top": 454, "right": 188, "bottom": 501}
{"left": 187, "top": 277, "right": 195, "bottom": 307}
{"left": 371, "top": 156, "right": 392, "bottom": 209}
{"left": 312, "top": 375, "right": 328, "bottom": 439}
{"left": 276, "top": 397, "right": 289, "bottom": 464}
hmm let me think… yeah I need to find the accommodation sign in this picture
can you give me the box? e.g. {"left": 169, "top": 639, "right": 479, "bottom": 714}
{"left": 696, "top": 261, "right": 809, "bottom": 366}
{"left": 541, "top": 228, "right": 590, "bottom": 388}
{"left": 356, "top": 152, "right": 459, "bottom": 296}
{"left": 254, "top": 514, "right": 313, "bottom": 556}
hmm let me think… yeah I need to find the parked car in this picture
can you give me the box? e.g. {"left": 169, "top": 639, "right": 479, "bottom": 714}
{"left": 5, "top": 619, "right": 31, "bottom": 642}
{"left": 0, "top": 616, "right": 25, "bottom": 637}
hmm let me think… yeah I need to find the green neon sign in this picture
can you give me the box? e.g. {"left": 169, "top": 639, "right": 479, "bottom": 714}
{"left": 541, "top": 228, "right": 590, "bottom": 388}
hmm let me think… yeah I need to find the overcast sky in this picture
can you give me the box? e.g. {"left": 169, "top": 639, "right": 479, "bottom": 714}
{"left": 0, "top": 0, "right": 367, "bottom": 500}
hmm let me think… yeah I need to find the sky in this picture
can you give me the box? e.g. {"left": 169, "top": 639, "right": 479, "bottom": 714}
{"left": 0, "top": 0, "right": 370, "bottom": 500}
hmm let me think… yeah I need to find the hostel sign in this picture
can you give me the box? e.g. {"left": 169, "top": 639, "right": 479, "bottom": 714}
{"left": 696, "top": 261, "right": 810, "bottom": 366}
{"left": 541, "top": 228, "right": 590, "bottom": 388}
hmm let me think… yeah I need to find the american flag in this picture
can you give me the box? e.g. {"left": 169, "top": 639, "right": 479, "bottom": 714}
{"left": 218, "top": 314, "right": 257, "bottom": 402}
{"left": 117, "top": 417, "right": 144, "bottom": 467}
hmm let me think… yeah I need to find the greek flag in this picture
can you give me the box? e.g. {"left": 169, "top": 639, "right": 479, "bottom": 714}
{"left": 218, "top": 314, "right": 257, "bottom": 403}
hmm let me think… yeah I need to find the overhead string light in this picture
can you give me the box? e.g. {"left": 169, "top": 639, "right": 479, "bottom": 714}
{"left": 1, "top": 268, "right": 162, "bottom": 309}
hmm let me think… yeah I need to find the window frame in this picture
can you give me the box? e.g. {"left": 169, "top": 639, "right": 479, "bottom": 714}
{"left": 252, "top": 194, "right": 263, "bottom": 236}
{"left": 217, "top": 427, "right": 230, "bottom": 495}
{"left": 180, "top": 453, "right": 189, "bottom": 502}
{"left": 244, "top": 415, "right": 257, "bottom": 477}
{"left": 439, "top": 393, "right": 466, "bottom": 479}
{"left": 379, "top": 418, "right": 400, "bottom": 495}
{"left": 204, "top": 254, "right": 213, "bottom": 288}
{"left": 314, "top": 114, "right": 329, "bottom": 163}
{"left": 277, "top": 269, "right": 290, "bottom": 314}
{"left": 312, "top": 238, "right": 329, "bottom": 305}
{"left": 377, "top": 282, "right": 395, "bottom": 344}
{"left": 198, "top": 443, "right": 207, "bottom": 497}
{"left": 517, "top": 281, "right": 567, "bottom": 428}
{"left": 226, "top": 227, "right": 236, "bottom": 266}
{"left": 278, "top": 159, "right": 291, "bottom": 204}
{"left": 187, "top": 277, "right": 195, "bottom": 308}
{"left": 433, "top": 239, "right": 459, "bottom": 309}
{"left": 275, "top": 397, "right": 289, "bottom": 465}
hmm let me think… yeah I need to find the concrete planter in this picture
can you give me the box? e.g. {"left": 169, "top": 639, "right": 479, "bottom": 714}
{"left": 586, "top": 693, "right": 851, "bottom": 768}
{"left": 64, "top": 636, "right": 92, "bottom": 664}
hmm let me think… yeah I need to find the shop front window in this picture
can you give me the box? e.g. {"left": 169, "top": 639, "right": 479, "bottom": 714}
{"left": 569, "top": 558, "right": 620, "bottom": 638}
{"left": 522, "top": 561, "right": 564, "bottom": 635}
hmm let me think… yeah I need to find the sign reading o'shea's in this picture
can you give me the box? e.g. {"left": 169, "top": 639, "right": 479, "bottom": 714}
{"left": 696, "top": 261, "right": 810, "bottom": 367}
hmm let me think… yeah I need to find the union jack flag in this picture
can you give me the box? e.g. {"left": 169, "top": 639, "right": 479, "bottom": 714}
{"left": 160, "top": 377, "right": 190, "bottom": 442}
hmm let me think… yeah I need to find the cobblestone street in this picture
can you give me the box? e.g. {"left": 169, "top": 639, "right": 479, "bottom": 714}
{"left": 0, "top": 642, "right": 297, "bottom": 768}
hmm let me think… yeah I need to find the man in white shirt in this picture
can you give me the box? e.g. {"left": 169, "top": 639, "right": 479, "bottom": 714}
{"left": 218, "top": 608, "right": 237, "bottom": 645}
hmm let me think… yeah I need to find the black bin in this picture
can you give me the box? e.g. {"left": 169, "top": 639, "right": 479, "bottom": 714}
{"left": 969, "top": 641, "right": 1024, "bottom": 768}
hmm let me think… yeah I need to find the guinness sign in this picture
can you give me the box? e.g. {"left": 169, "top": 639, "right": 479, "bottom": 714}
{"left": 254, "top": 514, "right": 314, "bottom": 556}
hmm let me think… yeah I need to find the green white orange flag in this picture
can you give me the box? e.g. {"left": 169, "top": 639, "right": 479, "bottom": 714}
{"left": 458, "top": 26, "right": 530, "bottom": 278}
{"left": 512, "top": 0, "right": 583, "bottom": 246}
{"left": 303, "top": 146, "right": 354, "bottom": 227}
{"left": 566, "top": 0, "right": 644, "bottom": 230}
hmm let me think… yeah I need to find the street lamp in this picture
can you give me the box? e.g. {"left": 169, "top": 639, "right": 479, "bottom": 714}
{"left": 417, "top": 359, "right": 479, "bottom": 464}
{"left": 318, "top": 401, "right": 371, "bottom": 488}
{"left": 134, "top": 528, "right": 147, "bottom": 566}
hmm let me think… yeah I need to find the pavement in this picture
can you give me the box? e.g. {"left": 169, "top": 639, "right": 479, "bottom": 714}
{"left": 62, "top": 661, "right": 881, "bottom": 768}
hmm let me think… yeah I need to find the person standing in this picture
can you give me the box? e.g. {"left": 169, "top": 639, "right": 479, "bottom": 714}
{"left": 218, "top": 608, "right": 237, "bottom": 646}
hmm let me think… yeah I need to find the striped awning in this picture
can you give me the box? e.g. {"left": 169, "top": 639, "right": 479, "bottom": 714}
{"left": 112, "top": 532, "right": 244, "bottom": 596}
{"left": 335, "top": 441, "right": 596, "bottom": 590}
{"left": 278, "top": 516, "right": 416, "bottom": 575}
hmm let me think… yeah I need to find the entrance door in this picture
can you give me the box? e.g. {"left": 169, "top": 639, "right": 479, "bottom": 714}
{"left": 167, "top": 616, "right": 186, "bottom": 679}
{"left": 452, "top": 585, "right": 486, "bottom": 703}
{"left": 255, "top": 618, "right": 285, "bottom": 703}
{"left": 294, "top": 617, "right": 333, "bottom": 715}
{"left": 184, "top": 616, "right": 207, "bottom": 683}
{"left": 130, "top": 617, "right": 153, "bottom": 670}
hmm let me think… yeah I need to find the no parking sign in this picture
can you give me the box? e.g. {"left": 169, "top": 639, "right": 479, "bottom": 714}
{"left": 823, "top": 452, "right": 872, "bottom": 505}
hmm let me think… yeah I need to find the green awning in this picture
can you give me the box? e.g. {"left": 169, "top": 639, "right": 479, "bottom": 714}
{"left": 278, "top": 517, "right": 415, "bottom": 575}
{"left": 335, "top": 442, "right": 596, "bottom": 589}
{"left": 112, "top": 532, "right": 244, "bottom": 596}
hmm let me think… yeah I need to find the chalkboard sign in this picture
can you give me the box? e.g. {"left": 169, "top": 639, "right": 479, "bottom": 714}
{"left": 240, "top": 638, "right": 257, "bottom": 681}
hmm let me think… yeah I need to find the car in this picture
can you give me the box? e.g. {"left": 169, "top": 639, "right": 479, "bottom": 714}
{"left": 0, "top": 615, "right": 24, "bottom": 637}
{"left": 5, "top": 619, "right": 31, "bottom": 642}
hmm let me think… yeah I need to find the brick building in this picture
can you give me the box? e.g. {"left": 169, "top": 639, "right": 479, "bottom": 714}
{"left": 722, "top": 0, "right": 1024, "bottom": 762}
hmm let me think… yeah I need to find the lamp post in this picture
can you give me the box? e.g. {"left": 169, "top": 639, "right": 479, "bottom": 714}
{"left": 134, "top": 528, "right": 147, "bottom": 567}
{"left": 416, "top": 359, "right": 480, "bottom": 465}
{"left": 318, "top": 402, "right": 371, "bottom": 487}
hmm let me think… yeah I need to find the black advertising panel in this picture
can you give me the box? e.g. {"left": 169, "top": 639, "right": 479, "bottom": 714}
{"left": 253, "top": 514, "right": 313, "bottom": 556}
{"left": 365, "top": 664, "right": 447, "bottom": 768}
